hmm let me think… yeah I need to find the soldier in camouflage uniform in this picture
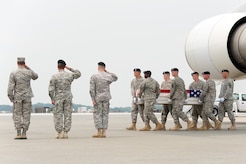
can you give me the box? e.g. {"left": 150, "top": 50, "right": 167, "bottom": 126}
{"left": 138, "top": 70, "right": 163, "bottom": 131}
{"left": 198, "top": 71, "right": 221, "bottom": 130}
{"left": 126, "top": 68, "right": 145, "bottom": 130}
{"left": 8, "top": 57, "right": 38, "bottom": 139}
{"left": 49, "top": 60, "right": 81, "bottom": 139}
{"left": 218, "top": 69, "right": 236, "bottom": 130}
{"left": 160, "top": 71, "right": 181, "bottom": 130}
{"left": 90, "top": 62, "right": 118, "bottom": 138}
{"left": 169, "top": 68, "right": 193, "bottom": 131}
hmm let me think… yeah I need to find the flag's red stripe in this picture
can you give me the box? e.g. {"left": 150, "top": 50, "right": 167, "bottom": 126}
{"left": 160, "top": 90, "right": 190, "bottom": 93}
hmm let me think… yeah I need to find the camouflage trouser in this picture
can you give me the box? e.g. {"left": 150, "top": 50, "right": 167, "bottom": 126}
{"left": 191, "top": 105, "right": 203, "bottom": 124}
{"left": 12, "top": 99, "right": 32, "bottom": 131}
{"left": 53, "top": 98, "right": 73, "bottom": 133}
{"left": 131, "top": 102, "right": 144, "bottom": 123}
{"left": 172, "top": 99, "right": 188, "bottom": 124}
{"left": 161, "top": 104, "right": 172, "bottom": 124}
{"left": 218, "top": 100, "right": 235, "bottom": 123}
{"left": 201, "top": 101, "right": 216, "bottom": 122}
{"left": 143, "top": 99, "right": 158, "bottom": 124}
{"left": 93, "top": 101, "right": 110, "bottom": 129}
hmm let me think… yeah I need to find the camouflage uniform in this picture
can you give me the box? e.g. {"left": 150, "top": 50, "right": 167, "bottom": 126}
{"left": 49, "top": 68, "right": 81, "bottom": 133}
{"left": 170, "top": 76, "right": 189, "bottom": 124}
{"left": 218, "top": 78, "right": 235, "bottom": 123}
{"left": 130, "top": 76, "right": 144, "bottom": 124}
{"left": 90, "top": 71, "right": 118, "bottom": 129}
{"left": 189, "top": 80, "right": 204, "bottom": 125}
{"left": 139, "top": 77, "right": 160, "bottom": 125}
{"left": 160, "top": 79, "right": 173, "bottom": 125}
{"left": 199, "top": 79, "right": 217, "bottom": 122}
{"left": 8, "top": 66, "right": 38, "bottom": 132}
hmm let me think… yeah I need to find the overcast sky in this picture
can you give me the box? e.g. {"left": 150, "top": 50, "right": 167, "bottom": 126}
{"left": 1, "top": 0, "right": 246, "bottom": 107}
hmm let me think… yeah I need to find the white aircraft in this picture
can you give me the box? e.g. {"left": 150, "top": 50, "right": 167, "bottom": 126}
{"left": 185, "top": 4, "right": 246, "bottom": 80}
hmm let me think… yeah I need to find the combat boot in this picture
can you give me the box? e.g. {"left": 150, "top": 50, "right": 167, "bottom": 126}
{"left": 56, "top": 132, "right": 63, "bottom": 139}
{"left": 187, "top": 120, "right": 194, "bottom": 129}
{"left": 228, "top": 123, "right": 236, "bottom": 130}
{"left": 207, "top": 121, "right": 214, "bottom": 129}
{"left": 139, "top": 124, "right": 151, "bottom": 131}
{"left": 92, "top": 129, "right": 102, "bottom": 138}
{"left": 22, "top": 129, "right": 27, "bottom": 139}
{"left": 187, "top": 123, "right": 197, "bottom": 131}
{"left": 197, "top": 121, "right": 208, "bottom": 131}
{"left": 214, "top": 120, "right": 221, "bottom": 130}
{"left": 162, "top": 124, "right": 166, "bottom": 131}
{"left": 14, "top": 130, "right": 22, "bottom": 140}
{"left": 153, "top": 121, "right": 164, "bottom": 131}
{"left": 126, "top": 123, "right": 136, "bottom": 130}
{"left": 169, "top": 124, "right": 181, "bottom": 131}
{"left": 102, "top": 129, "right": 106, "bottom": 138}
{"left": 177, "top": 122, "right": 182, "bottom": 129}
{"left": 147, "top": 124, "right": 152, "bottom": 130}
{"left": 63, "top": 131, "right": 68, "bottom": 139}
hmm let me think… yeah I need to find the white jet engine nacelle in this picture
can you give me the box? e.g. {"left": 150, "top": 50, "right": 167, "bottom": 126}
{"left": 185, "top": 12, "right": 246, "bottom": 80}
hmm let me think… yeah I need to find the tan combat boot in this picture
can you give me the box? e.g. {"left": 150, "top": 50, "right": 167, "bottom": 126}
{"left": 162, "top": 124, "right": 166, "bottom": 131}
{"left": 187, "top": 120, "right": 194, "bottom": 129}
{"left": 92, "top": 129, "right": 102, "bottom": 138}
{"left": 147, "top": 124, "right": 152, "bottom": 130}
{"left": 14, "top": 130, "right": 22, "bottom": 140}
{"left": 207, "top": 121, "right": 214, "bottom": 129}
{"left": 139, "top": 124, "right": 151, "bottom": 131}
{"left": 214, "top": 120, "right": 221, "bottom": 130}
{"left": 187, "top": 123, "right": 197, "bottom": 131}
{"left": 228, "top": 123, "right": 236, "bottom": 130}
{"left": 177, "top": 122, "right": 182, "bottom": 129}
{"left": 169, "top": 124, "right": 181, "bottom": 131}
{"left": 153, "top": 121, "right": 164, "bottom": 131}
{"left": 22, "top": 129, "right": 27, "bottom": 139}
{"left": 126, "top": 123, "right": 136, "bottom": 130}
{"left": 197, "top": 121, "right": 208, "bottom": 131}
{"left": 63, "top": 131, "right": 68, "bottom": 139}
{"left": 56, "top": 131, "right": 63, "bottom": 139}
{"left": 102, "top": 129, "right": 106, "bottom": 138}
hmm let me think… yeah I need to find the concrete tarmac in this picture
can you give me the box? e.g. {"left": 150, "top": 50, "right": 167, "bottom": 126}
{"left": 1, "top": 113, "right": 246, "bottom": 164}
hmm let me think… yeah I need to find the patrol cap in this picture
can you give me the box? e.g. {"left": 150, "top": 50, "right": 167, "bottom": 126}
{"left": 133, "top": 68, "right": 141, "bottom": 72}
{"left": 221, "top": 69, "right": 229, "bottom": 73}
{"left": 58, "top": 59, "right": 66, "bottom": 66}
{"left": 17, "top": 57, "right": 25, "bottom": 63}
{"left": 143, "top": 70, "right": 151, "bottom": 75}
{"left": 202, "top": 71, "right": 210, "bottom": 75}
{"left": 191, "top": 72, "right": 199, "bottom": 76}
{"left": 163, "top": 71, "right": 170, "bottom": 74}
{"left": 171, "top": 68, "right": 179, "bottom": 72}
{"left": 98, "top": 62, "right": 106, "bottom": 67}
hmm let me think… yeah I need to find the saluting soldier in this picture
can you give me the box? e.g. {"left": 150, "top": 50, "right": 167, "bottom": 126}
{"left": 49, "top": 60, "right": 81, "bottom": 139}
{"left": 218, "top": 69, "right": 236, "bottom": 130}
{"left": 90, "top": 62, "right": 118, "bottom": 138}
{"left": 8, "top": 57, "right": 38, "bottom": 139}
{"left": 126, "top": 68, "right": 145, "bottom": 130}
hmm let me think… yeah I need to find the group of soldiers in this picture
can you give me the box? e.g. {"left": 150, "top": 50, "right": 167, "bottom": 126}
{"left": 8, "top": 57, "right": 117, "bottom": 139}
{"left": 126, "top": 68, "right": 236, "bottom": 131}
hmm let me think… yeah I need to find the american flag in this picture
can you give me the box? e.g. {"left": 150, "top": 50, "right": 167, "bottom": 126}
{"left": 190, "top": 90, "right": 201, "bottom": 97}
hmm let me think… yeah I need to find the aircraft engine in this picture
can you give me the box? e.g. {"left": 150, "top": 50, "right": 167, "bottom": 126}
{"left": 185, "top": 12, "right": 246, "bottom": 80}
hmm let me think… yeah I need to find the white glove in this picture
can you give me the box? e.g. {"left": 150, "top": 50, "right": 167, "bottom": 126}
{"left": 133, "top": 98, "right": 137, "bottom": 103}
{"left": 220, "top": 97, "right": 225, "bottom": 102}
{"left": 137, "top": 97, "right": 142, "bottom": 102}
{"left": 168, "top": 99, "right": 172, "bottom": 103}
{"left": 183, "top": 99, "right": 188, "bottom": 103}
{"left": 198, "top": 99, "right": 202, "bottom": 103}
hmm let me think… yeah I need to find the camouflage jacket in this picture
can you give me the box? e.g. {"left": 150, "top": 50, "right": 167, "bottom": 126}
{"left": 219, "top": 78, "right": 234, "bottom": 100}
{"left": 139, "top": 77, "right": 160, "bottom": 100}
{"left": 170, "top": 76, "right": 187, "bottom": 100}
{"left": 199, "top": 79, "right": 216, "bottom": 103}
{"left": 189, "top": 79, "right": 205, "bottom": 90}
{"left": 131, "top": 76, "right": 144, "bottom": 98}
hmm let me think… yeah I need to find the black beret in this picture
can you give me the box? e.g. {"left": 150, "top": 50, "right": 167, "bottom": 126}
{"left": 143, "top": 70, "right": 151, "bottom": 75}
{"left": 191, "top": 72, "right": 199, "bottom": 76}
{"left": 58, "top": 59, "right": 66, "bottom": 66}
{"left": 202, "top": 71, "right": 210, "bottom": 75}
{"left": 163, "top": 71, "right": 170, "bottom": 74}
{"left": 98, "top": 62, "right": 106, "bottom": 67}
{"left": 171, "top": 68, "right": 179, "bottom": 72}
{"left": 133, "top": 68, "right": 141, "bottom": 72}
{"left": 221, "top": 69, "right": 229, "bottom": 73}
